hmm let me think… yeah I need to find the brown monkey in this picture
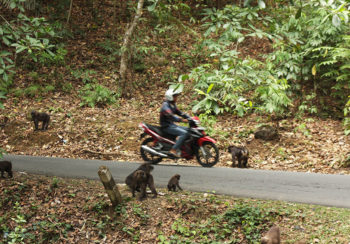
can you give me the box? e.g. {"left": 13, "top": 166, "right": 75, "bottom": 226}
{"left": 129, "top": 170, "right": 148, "bottom": 200}
{"left": 31, "top": 110, "right": 50, "bottom": 131}
{"left": 125, "top": 162, "right": 157, "bottom": 199}
{"left": 0, "top": 160, "right": 13, "bottom": 178}
{"left": 167, "top": 174, "right": 182, "bottom": 192}
{"left": 228, "top": 145, "right": 249, "bottom": 168}
{"left": 261, "top": 226, "right": 280, "bottom": 244}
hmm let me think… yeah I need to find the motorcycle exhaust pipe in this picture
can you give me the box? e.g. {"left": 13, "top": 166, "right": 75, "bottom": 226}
{"left": 141, "top": 145, "right": 168, "bottom": 157}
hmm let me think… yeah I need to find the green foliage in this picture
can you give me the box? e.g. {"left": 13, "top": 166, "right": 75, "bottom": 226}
{"left": 50, "top": 177, "right": 60, "bottom": 189}
{"left": 189, "top": 49, "right": 291, "bottom": 116}
{"left": 12, "top": 84, "right": 55, "bottom": 98}
{"left": 0, "top": 0, "right": 66, "bottom": 91}
{"left": 180, "top": 0, "right": 350, "bottom": 127}
{"left": 201, "top": 5, "right": 273, "bottom": 45}
{"left": 71, "top": 69, "right": 97, "bottom": 84}
{"left": 297, "top": 93, "right": 318, "bottom": 117}
{"left": 0, "top": 92, "right": 6, "bottom": 109}
{"left": 223, "top": 204, "right": 271, "bottom": 242}
{"left": 255, "top": 77, "right": 291, "bottom": 116}
{"left": 0, "top": 147, "right": 5, "bottom": 158}
{"left": 79, "top": 84, "right": 118, "bottom": 108}
{"left": 97, "top": 39, "right": 121, "bottom": 63}
{"left": 266, "top": 0, "right": 350, "bottom": 118}
{"left": 182, "top": 5, "right": 291, "bottom": 117}
{"left": 7, "top": 202, "right": 28, "bottom": 244}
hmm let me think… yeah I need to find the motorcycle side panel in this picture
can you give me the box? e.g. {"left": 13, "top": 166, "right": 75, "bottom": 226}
{"left": 198, "top": 136, "right": 216, "bottom": 146}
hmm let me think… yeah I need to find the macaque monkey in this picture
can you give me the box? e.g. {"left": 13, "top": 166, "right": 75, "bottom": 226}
{"left": 31, "top": 111, "right": 50, "bottom": 131}
{"left": 129, "top": 170, "right": 148, "bottom": 200}
{"left": 125, "top": 162, "right": 157, "bottom": 199}
{"left": 261, "top": 226, "right": 280, "bottom": 244}
{"left": 228, "top": 145, "right": 249, "bottom": 168}
{"left": 167, "top": 174, "right": 182, "bottom": 192}
{"left": 0, "top": 160, "right": 13, "bottom": 178}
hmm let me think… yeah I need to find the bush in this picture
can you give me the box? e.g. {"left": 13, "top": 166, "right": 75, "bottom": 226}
{"left": 79, "top": 84, "right": 118, "bottom": 108}
{"left": 223, "top": 204, "right": 271, "bottom": 242}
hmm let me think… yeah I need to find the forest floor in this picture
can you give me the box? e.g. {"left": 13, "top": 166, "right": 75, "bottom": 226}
{"left": 1, "top": 91, "right": 349, "bottom": 175}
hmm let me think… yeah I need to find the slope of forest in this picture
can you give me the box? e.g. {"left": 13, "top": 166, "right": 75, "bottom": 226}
{"left": 0, "top": 0, "right": 349, "bottom": 174}
{"left": 1, "top": 0, "right": 350, "bottom": 243}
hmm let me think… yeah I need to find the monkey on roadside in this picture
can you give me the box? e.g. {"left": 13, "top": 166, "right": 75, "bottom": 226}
{"left": 129, "top": 170, "right": 148, "bottom": 200}
{"left": 167, "top": 174, "right": 182, "bottom": 192}
{"left": 228, "top": 145, "right": 249, "bottom": 168}
{"left": 0, "top": 160, "right": 13, "bottom": 178}
{"left": 125, "top": 162, "right": 157, "bottom": 199}
{"left": 31, "top": 111, "right": 50, "bottom": 131}
{"left": 261, "top": 226, "right": 280, "bottom": 244}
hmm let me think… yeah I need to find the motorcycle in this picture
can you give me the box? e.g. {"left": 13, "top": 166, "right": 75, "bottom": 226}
{"left": 138, "top": 117, "right": 219, "bottom": 167}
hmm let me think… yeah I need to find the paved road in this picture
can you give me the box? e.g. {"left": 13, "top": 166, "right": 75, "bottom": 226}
{"left": 4, "top": 154, "right": 350, "bottom": 209}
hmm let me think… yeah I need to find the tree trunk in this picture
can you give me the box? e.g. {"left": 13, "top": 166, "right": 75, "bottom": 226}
{"left": 119, "top": 0, "right": 144, "bottom": 97}
{"left": 98, "top": 165, "right": 122, "bottom": 206}
{"left": 67, "top": 0, "right": 73, "bottom": 24}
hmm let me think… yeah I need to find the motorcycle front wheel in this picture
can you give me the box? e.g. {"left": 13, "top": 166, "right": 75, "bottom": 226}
{"left": 196, "top": 141, "right": 219, "bottom": 167}
{"left": 140, "top": 137, "right": 163, "bottom": 164}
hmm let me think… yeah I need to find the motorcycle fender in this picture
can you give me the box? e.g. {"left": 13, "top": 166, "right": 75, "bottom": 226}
{"left": 198, "top": 136, "right": 216, "bottom": 146}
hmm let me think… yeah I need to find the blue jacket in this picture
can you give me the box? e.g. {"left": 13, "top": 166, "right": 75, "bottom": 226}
{"left": 160, "top": 100, "right": 189, "bottom": 128}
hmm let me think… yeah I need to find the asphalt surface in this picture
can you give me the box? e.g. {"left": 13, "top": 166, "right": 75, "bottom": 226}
{"left": 4, "top": 154, "right": 350, "bottom": 209}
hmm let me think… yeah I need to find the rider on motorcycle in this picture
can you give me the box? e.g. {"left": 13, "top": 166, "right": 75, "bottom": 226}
{"left": 160, "top": 87, "right": 191, "bottom": 157}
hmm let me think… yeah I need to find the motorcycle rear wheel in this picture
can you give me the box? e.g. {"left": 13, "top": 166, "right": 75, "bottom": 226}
{"left": 140, "top": 137, "right": 163, "bottom": 164}
{"left": 196, "top": 141, "right": 219, "bottom": 167}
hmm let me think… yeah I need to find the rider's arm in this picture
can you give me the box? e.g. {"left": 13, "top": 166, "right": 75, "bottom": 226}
{"left": 161, "top": 102, "right": 183, "bottom": 123}
{"left": 173, "top": 105, "right": 190, "bottom": 121}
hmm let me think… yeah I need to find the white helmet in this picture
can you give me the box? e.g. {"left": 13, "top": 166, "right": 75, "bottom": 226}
{"left": 165, "top": 88, "right": 181, "bottom": 101}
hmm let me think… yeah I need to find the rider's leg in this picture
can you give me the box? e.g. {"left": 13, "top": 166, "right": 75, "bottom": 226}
{"left": 163, "top": 125, "right": 188, "bottom": 156}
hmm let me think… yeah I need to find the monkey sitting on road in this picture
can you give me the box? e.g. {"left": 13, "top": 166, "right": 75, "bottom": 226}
{"left": 125, "top": 162, "right": 157, "bottom": 199}
{"left": 31, "top": 110, "right": 50, "bottom": 131}
{"left": 0, "top": 160, "right": 13, "bottom": 178}
{"left": 228, "top": 145, "right": 249, "bottom": 168}
{"left": 167, "top": 174, "right": 182, "bottom": 192}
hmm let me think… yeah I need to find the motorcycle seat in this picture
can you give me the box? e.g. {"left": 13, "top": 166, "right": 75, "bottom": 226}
{"left": 145, "top": 123, "right": 176, "bottom": 140}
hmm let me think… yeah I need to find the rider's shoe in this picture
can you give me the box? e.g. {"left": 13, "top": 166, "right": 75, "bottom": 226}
{"left": 168, "top": 149, "right": 180, "bottom": 158}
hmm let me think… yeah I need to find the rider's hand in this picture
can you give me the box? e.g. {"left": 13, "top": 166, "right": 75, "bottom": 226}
{"left": 182, "top": 118, "right": 188, "bottom": 123}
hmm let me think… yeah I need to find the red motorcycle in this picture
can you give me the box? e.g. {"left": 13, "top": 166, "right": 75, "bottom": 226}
{"left": 138, "top": 117, "right": 219, "bottom": 167}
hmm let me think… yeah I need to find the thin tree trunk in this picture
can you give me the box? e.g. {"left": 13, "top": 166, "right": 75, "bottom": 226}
{"left": 119, "top": 0, "right": 144, "bottom": 96}
{"left": 67, "top": 0, "right": 73, "bottom": 24}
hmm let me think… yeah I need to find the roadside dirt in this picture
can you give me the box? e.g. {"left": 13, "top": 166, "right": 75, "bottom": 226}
{"left": 1, "top": 90, "right": 349, "bottom": 175}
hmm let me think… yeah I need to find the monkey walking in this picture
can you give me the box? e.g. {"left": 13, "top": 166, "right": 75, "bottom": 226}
{"left": 261, "top": 226, "right": 280, "bottom": 244}
{"left": 125, "top": 162, "right": 157, "bottom": 200}
{"left": 31, "top": 111, "right": 50, "bottom": 131}
{"left": 228, "top": 145, "right": 249, "bottom": 168}
{"left": 0, "top": 160, "right": 13, "bottom": 178}
{"left": 167, "top": 174, "right": 182, "bottom": 192}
